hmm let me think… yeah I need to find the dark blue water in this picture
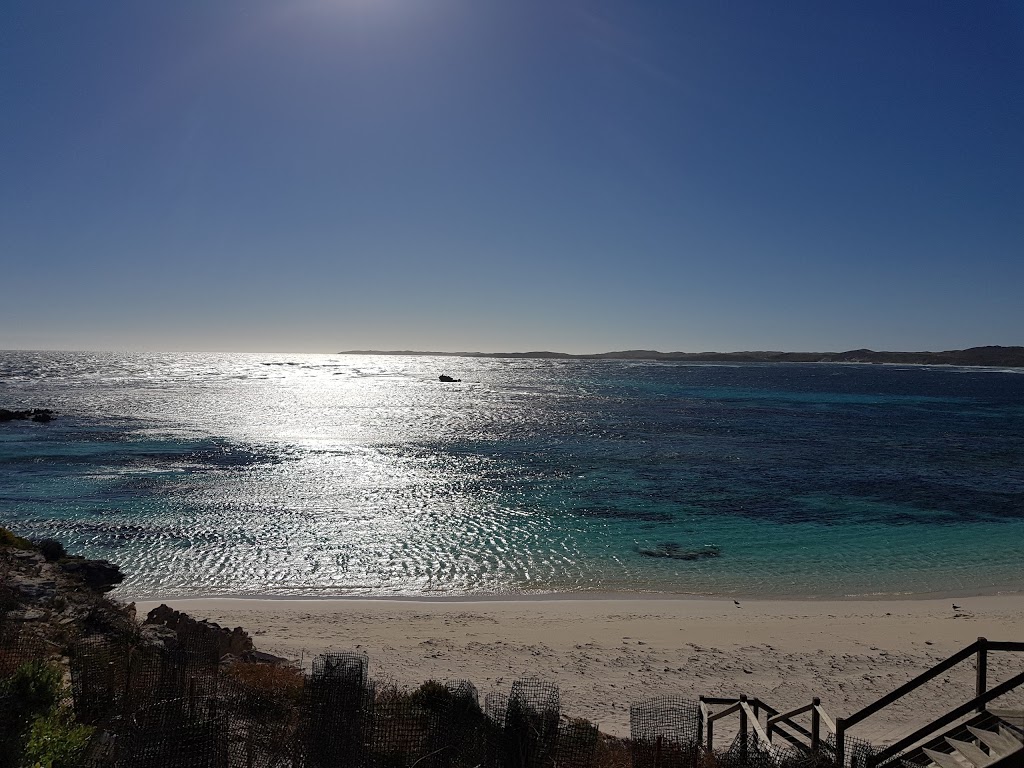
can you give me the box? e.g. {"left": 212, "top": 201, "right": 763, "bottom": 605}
{"left": 1, "top": 351, "right": 1022, "bottom": 598}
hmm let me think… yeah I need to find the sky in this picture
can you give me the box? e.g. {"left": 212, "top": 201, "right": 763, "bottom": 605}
{"left": 2, "top": 1, "right": 1022, "bottom": 354}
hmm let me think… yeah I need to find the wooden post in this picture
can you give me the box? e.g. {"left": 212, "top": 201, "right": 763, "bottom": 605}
{"left": 976, "top": 637, "right": 988, "bottom": 713}
{"left": 655, "top": 735, "right": 663, "bottom": 768}
{"left": 707, "top": 716, "right": 714, "bottom": 754}
{"left": 697, "top": 696, "right": 704, "bottom": 748}
{"left": 835, "top": 716, "right": 845, "bottom": 768}
{"left": 740, "top": 695, "right": 749, "bottom": 763}
{"left": 811, "top": 697, "right": 821, "bottom": 751}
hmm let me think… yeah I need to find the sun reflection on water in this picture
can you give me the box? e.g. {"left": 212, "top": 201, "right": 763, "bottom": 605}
{"left": 2, "top": 351, "right": 1024, "bottom": 599}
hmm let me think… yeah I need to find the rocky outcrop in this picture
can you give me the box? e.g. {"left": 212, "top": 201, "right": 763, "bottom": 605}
{"left": 6, "top": 575, "right": 58, "bottom": 601}
{"left": 59, "top": 557, "right": 124, "bottom": 592}
{"left": 144, "top": 603, "right": 254, "bottom": 659}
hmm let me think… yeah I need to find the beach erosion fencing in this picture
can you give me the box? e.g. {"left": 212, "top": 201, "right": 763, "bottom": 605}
{"left": 630, "top": 696, "right": 702, "bottom": 768}
{"left": 627, "top": 696, "right": 851, "bottom": 768}
{"left": 3, "top": 622, "right": 865, "bottom": 768}
{"left": 60, "top": 632, "right": 602, "bottom": 768}
{"left": 0, "top": 620, "right": 48, "bottom": 680}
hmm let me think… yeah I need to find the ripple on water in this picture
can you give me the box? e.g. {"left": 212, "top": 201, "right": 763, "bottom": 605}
{"left": 2, "top": 352, "right": 1024, "bottom": 598}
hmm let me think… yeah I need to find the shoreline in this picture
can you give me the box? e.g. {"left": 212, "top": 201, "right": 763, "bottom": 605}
{"left": 119, "top": 583, "right": 1024, "bottom": 603}
{"left": 135, "top": 594, "right": 1024, "bottom": 742}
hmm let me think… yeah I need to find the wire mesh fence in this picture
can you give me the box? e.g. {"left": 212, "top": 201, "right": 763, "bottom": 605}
{"left": 0, "top": 622, "right": 49, "bottom": 680}
{"left": 718, "top": 732, "right": 794, "bottom": 768}
{"left": 116, "top": 696, "right": 229, "bottom": 768}
{"left": 71, "top": 636, "right": 129, "bottom": 726}
{"left": 300, "top": 653, "right": 374, "bottom": 768}
{"left": 217, "top": 675, "right": 302, "bottom": 768}
{"left": 630, "top": 696, "right": 702, "bottom": 768}
{"left": 488, "top": 678, "right": 562, "bottom": 768}
{"left": 824, "top": 733, "right": 882, "bottom": 768}
{"left": 554, "top": 718, "right": 600, "bottom": 768}
{"left": 3, "top": 613, "right": 904, "bottom": 768}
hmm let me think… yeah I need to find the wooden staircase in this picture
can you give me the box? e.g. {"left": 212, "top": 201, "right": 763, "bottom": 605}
{"left": 692, "top": 639, "right": 1024, "bottom": 768}
{"left": 918, "top": 720, "right": 1023, "bottom": 768}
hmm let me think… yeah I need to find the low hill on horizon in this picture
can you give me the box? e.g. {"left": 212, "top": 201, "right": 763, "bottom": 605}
{"left": 339, "top": 345, "right": 1024, "bottom": 367}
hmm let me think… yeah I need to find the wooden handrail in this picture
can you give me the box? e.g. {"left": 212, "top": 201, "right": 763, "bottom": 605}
{"left": 772, "top": 723, "right": 814, "bottom": 751}
{"left": 985, "top": 641, "right": 1024, "bottom": 652}
{"left": 753, "top": 699, "right": 777, "bottom": 715}
{"left": 767, "top": 703, "right": 815, "bottom": 726}
{"left": 843, "top": 641, "right": 980, "bottom": 728}
{"left": 706, "top": 701, "right": 742, "bottom": 724}
{"left": 865, "top": 667, "right": 1024, "bottom": 768}
{"left": 702, "top": 695, "right": 828, "bottom": 755}
{"left": 815, "top": 705, "right": 837, "bottom": 735}
{"left": 741, "top": 702, "right": 772, "bottom": 745}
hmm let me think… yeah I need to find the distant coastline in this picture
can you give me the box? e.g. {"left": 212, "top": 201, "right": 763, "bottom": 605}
{"left": 339, "top": 345, "right": 1024, "bottom": 367}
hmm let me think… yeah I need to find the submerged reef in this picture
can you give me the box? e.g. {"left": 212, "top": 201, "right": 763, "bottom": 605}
{"left": 637, "top": 542, "right": 722, "bottom": 561}
{"left": 0, "top": 408, "right": 55, "bottom": 423}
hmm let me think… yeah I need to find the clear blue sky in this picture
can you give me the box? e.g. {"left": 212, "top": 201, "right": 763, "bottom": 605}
{"left": 2, "top": 1, "right": 1022, "bottom": 353}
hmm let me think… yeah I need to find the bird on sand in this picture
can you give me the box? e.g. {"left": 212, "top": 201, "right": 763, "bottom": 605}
{"left": 953, "top": 604, "right": 963, "bottom": 611}
{"left": 734, "top": 600, "right": 741, "bottom": 607}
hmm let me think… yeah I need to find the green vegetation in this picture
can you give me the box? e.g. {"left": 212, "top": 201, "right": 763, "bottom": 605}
{"left": 34, "top": 540, "right": 66, "bottom": 563}
{"left": 2, "top": 661, "right": 62, "bottom": 716}
{"left": 0, "top": 661, "right": 94, "bottom": 768}
{"left": 22, "top": 707, "right": 94, "bottom": 768}
{"left": 0, "top": 527, "right": 33, "bottom": 551}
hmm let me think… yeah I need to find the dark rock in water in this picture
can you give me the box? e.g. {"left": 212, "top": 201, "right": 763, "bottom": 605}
{"left": 438, "top": 374, "right": 462, "bottom": 382}
{"left": 638, "top": 542, "right": 721, "bottom": 561}
{"left": 0, "top": 408, "right": 56, "bottom": 423}
{"left": 59, "top": 557, "right": 125, "bottom": 591}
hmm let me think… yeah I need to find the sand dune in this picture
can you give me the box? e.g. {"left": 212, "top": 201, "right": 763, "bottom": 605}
{"left": 134, "top": 594, "right": 1024, "bottom": 745}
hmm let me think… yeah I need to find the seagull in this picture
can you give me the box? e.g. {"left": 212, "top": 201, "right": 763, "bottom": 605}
{"left": 734, "top": 600, "right": 741, "bottom": 607}
{"left": 953, "top": 604, "right": 962, "bottom": 611}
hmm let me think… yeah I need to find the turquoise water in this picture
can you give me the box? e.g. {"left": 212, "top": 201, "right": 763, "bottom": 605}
{"left": 1, "top": 351, "right": 1022, "bottom": 599}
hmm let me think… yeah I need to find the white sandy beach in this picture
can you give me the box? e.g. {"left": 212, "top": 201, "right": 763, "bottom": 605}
{"left": 134, "top": 594, "right": 1024, "bottom": 745}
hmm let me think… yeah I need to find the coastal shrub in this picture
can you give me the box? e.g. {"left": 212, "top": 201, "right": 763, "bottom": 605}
{"left": 21, "top": 706, "right": 94, "bottom": 768}
{"left": 593, "top": 733, "right": 632, "bottom": 768}
{"left": 0, "top": 528, "right": 33, "bottom": 551}
{"left": 226, "top": 659, "right": 305, "bottom": 701}
{"left": 407, "top": 679, "right": 453, "bottom": 711}
{"left": 0, "top": 661, "right": 66, "bottom": 768}
{"left": 35, "top": 539, "right": 66, "bottom": 563}
{"left": 2, "top": 660, "right": 62, "bottom": 716}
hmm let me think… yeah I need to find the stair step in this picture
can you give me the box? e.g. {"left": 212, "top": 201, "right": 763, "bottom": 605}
{"left": 924, "top": 748, "right": 971, "bottom": 768}
{"left": 945, "top": 738, "right": 994, "bottom": 768}
{"left": 968, "top": 726, "right": 1021, "bottom": 757}
{"left": 998, "top": 725, "right": 1024, "bottom": 747}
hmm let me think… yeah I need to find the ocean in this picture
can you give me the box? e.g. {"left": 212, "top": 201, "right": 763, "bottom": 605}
{"left": 1, "top": 351, "right": 1022, "bottom": 600}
